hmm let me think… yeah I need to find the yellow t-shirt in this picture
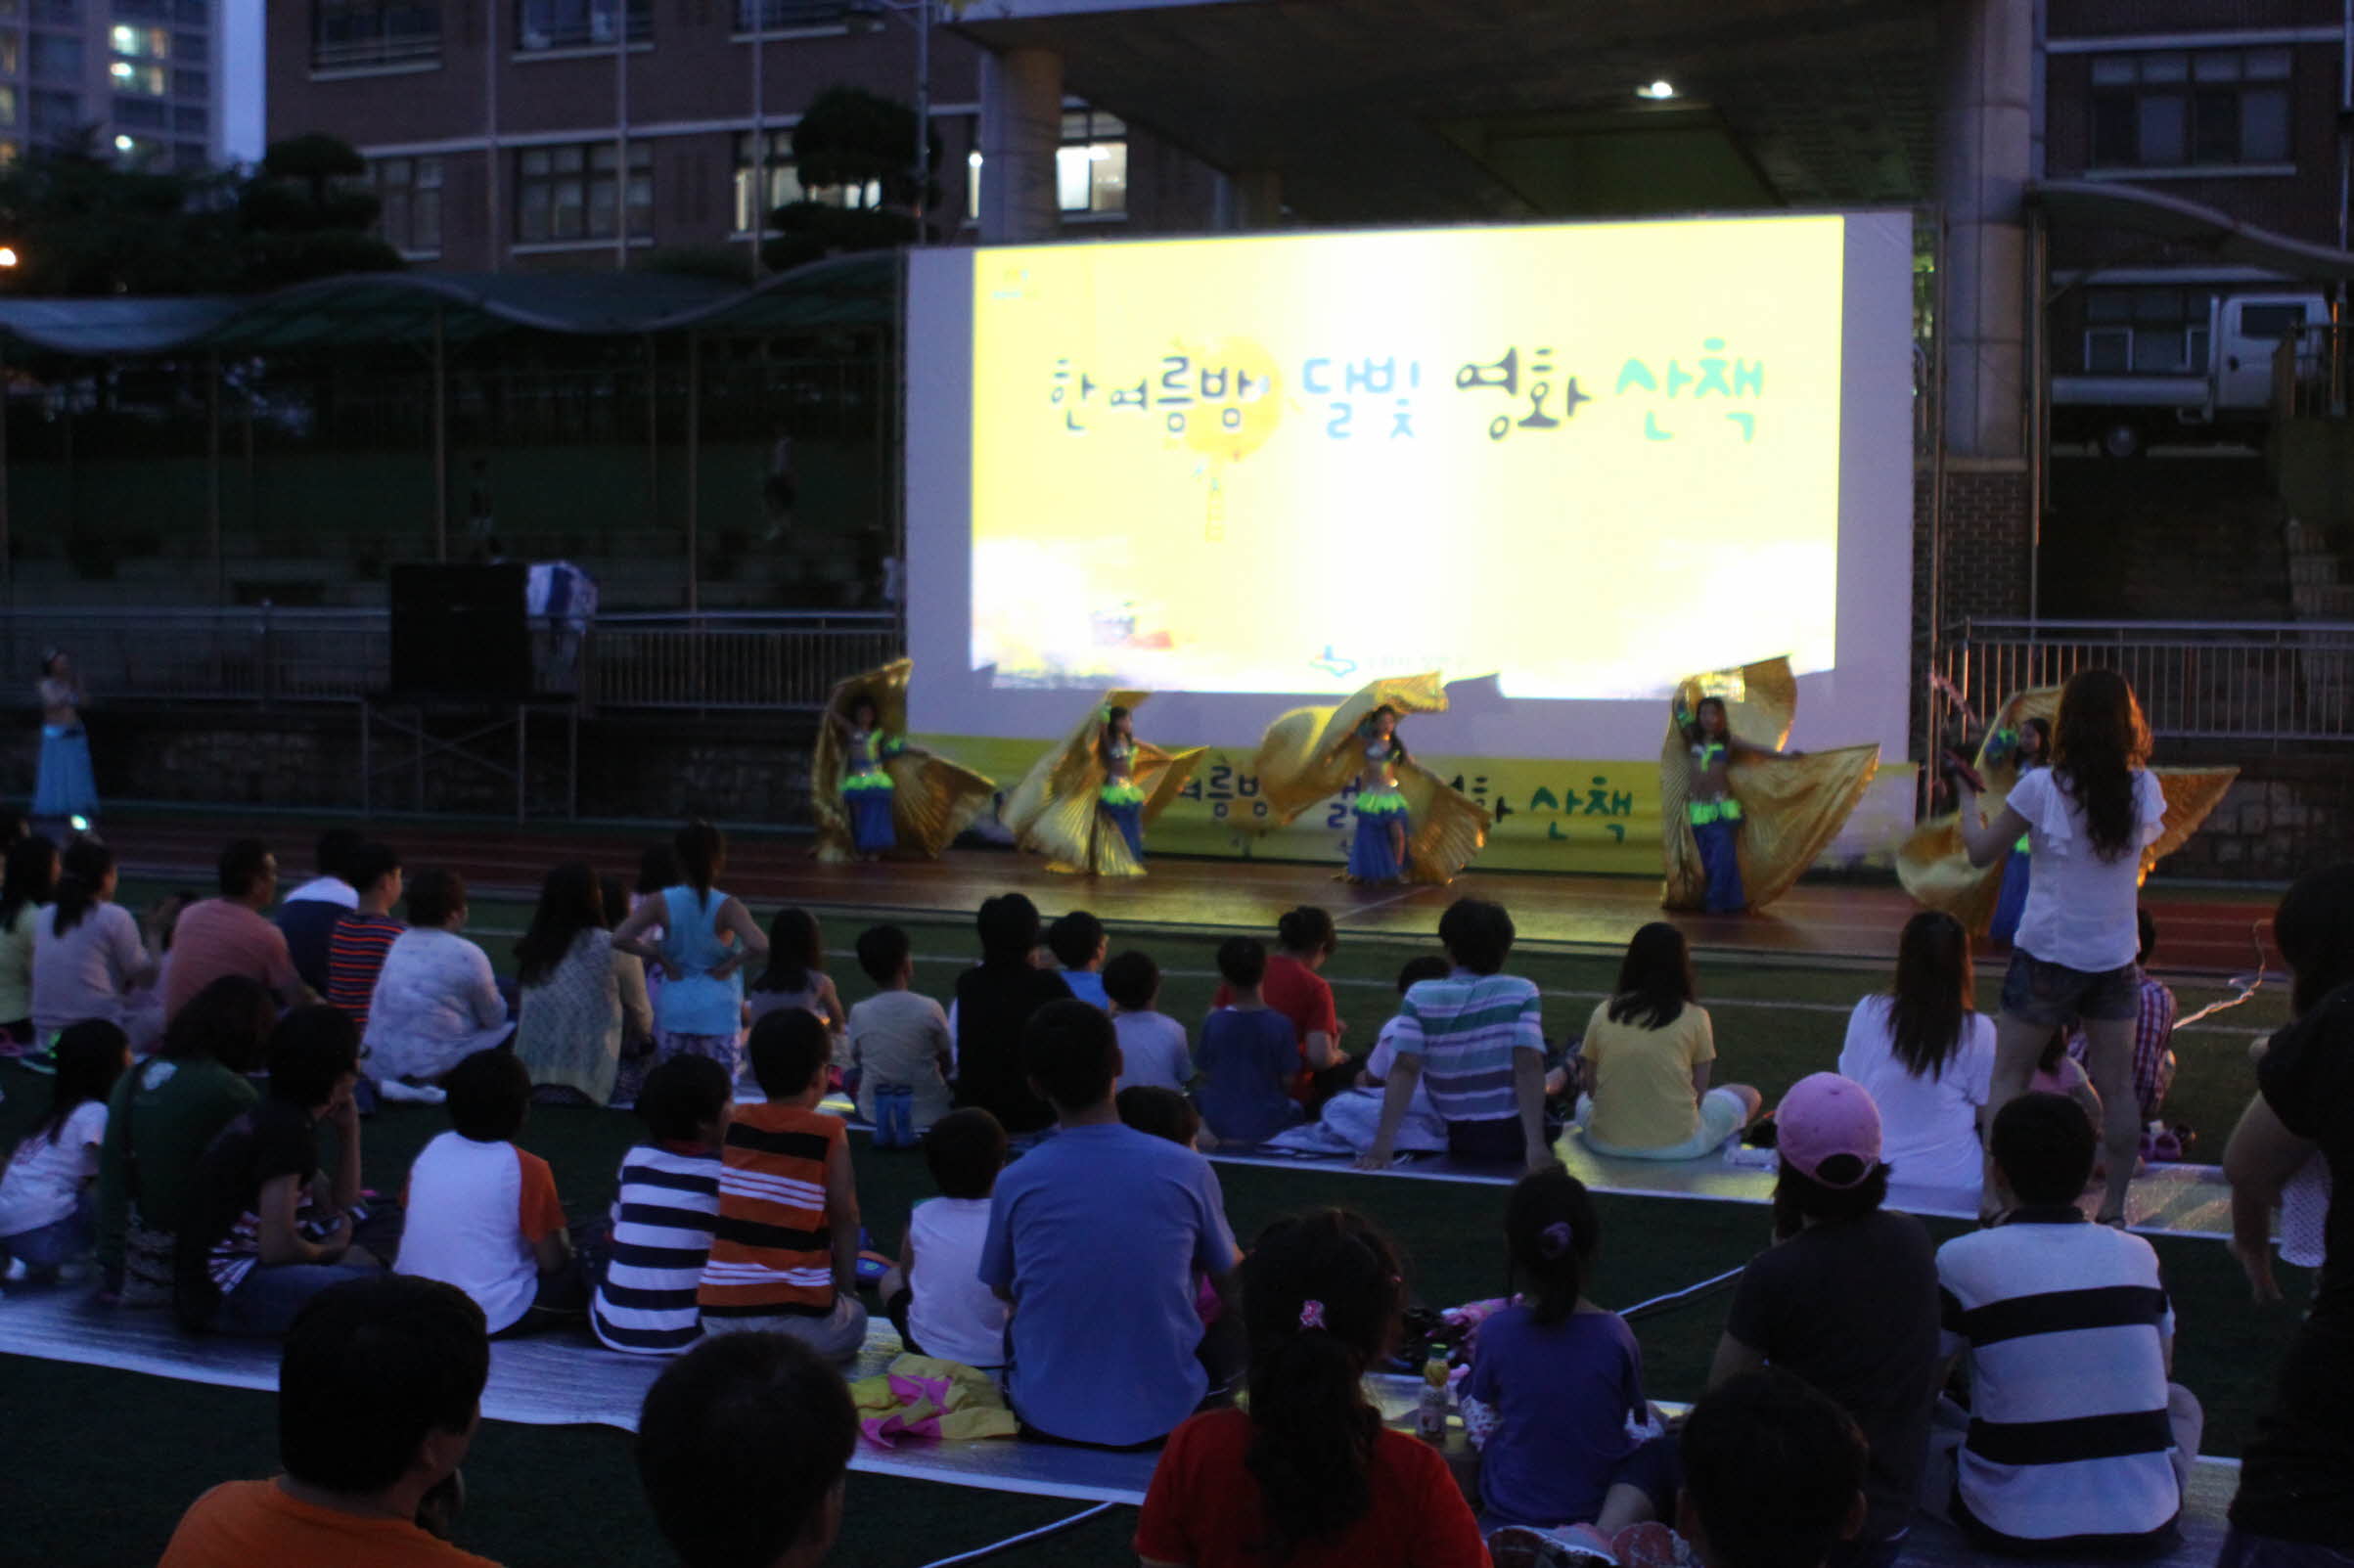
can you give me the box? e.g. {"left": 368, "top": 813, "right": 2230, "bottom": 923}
{"left": 1580, "top": 1000, "right": 1716, "bottom": 1150}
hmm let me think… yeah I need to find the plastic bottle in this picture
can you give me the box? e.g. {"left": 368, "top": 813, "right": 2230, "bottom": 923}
{"left": 1415, "top": 1352, "right": 1452, "bottom": 1443}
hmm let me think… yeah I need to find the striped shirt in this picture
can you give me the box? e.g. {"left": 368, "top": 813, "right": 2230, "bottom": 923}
{"left": 325, "top": 912, "right": 404, "bottom": 1033}
{"left": 591, "top": 1142, "right": 723, "bottom": 1355}
{"left": 1936, "top": 1209, "right": 2182, "bottom": 1552}
{"left": 700, "top": 1102, "right": 844, "bottom": 1318}
{"left": 1386, "top": 969, "right": 1546, "bottom": 1124}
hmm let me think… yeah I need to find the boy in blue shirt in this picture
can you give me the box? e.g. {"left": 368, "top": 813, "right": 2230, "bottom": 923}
{"left": 1196, "top": 937, "right": 1308, "bottom": 1147}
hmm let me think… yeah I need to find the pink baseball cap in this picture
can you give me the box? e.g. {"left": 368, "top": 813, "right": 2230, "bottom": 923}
{"left": 1776, "top": 1073, "right": 1882, "bottom": 1187}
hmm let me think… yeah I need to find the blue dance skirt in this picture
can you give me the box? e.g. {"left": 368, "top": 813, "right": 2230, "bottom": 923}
{"left": 1693, "top": 819, "right": 1746, "bottom": 914}
{"left": 1348, "top": 797, "right": 1410, "bottom": 882}
{"left": 1991, "top": 849, "right": 2032, "bottom": 945}
{"left": 846, "top": 784, "right": 897, "bottom": 855}
{"left": 34, "top": 725, "right": 97, "bottom": 820}
{"left": 1101, "top": 798, "right": 1145, "bottom": 861}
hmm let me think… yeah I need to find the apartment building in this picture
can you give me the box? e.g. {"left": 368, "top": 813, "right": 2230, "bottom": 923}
{"left": 4, "top": 0, "right": 221, "bottom": 169}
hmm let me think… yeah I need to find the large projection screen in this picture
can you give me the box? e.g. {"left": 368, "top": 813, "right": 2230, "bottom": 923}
{"left": 906, "top": 213, "right": 1915, "bottom": 766}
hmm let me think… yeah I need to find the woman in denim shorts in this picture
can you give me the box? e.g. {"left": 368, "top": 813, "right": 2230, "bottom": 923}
{"left": 1954, "top": 670, "right": 2167, "bottom": 1224}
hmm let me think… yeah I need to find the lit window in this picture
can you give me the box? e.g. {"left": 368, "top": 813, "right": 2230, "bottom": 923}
{"left": 1057, "top": 108, "right": 1125, "bottom": 215}
{"left": 110, "top": 23, "right": 168, "bottom": 57}
{"left": 112, "top": 61, "right": 169, "bottom": 95}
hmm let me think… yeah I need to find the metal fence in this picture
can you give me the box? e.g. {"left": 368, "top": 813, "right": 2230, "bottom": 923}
{"left": 1938, "top": 619, "right": 2354, "bottom": 744}
{"left": 0, "top": 607, "right": 901, "bottom": 712}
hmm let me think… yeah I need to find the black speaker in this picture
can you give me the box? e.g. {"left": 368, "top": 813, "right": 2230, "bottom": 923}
{"left": 388, "top": 563, "right": 531, "bottom": 700}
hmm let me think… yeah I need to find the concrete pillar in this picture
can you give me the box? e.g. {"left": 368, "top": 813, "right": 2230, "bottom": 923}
{"left": 1216, "top": 169, "right": 1284, "bottom": 231}
{"left": 1938, "top": 0, "right": 2033, "bottom": 460}
{"left": 977, "top": 47, "right": 1063, "bottom": 244}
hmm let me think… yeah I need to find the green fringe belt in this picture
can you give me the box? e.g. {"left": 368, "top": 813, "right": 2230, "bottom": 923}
{"left": 842, "top": 772, "right": 895, "bottom": 794}
{"left": 1355, "top": 790, "right": 1407, "bottom": 817}
{"left": 1688, "top": 798, "right": 1743, "bottom": 827}
{"left": 1101, "top": 782, "right": 1146, "bottom": 807}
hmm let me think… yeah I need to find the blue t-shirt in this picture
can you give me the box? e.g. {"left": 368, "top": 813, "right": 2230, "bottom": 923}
{"left": 1195, "top": 1007, "right": 1305, "bottom": 1146}
{"left": 977, "top": 1122, "right": 1237, "bottom": 1446}
{"left": 1063, "top": 970, "right": 1110, "bottom": 1010}
{"left": 1464, "top": 1303, "right": 1648, "bottom": 1529}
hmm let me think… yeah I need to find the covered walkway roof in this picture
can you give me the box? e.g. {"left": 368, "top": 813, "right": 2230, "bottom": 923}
{"left": 0, "top": 252, "right": 897, "bottom": 357}
{"left": 2031, "top": 180, "right": 2354, "bottom": 283}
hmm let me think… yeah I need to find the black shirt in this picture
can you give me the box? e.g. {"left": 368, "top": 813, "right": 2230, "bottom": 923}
{"left": 2234, "top": 981, "right": 2354, "bottom": 1548}
{"left": 276, "top": 900, "right": 346, "bottom": 995}
{"left": 951, "top": 962, "right": 1073, "bottom": 1136}
{"left": 173, "top": 1098, "right": 319, "bottom": 1330}
{"left": 1724, "top": 1207, "right": 1943, "bottom": 1553}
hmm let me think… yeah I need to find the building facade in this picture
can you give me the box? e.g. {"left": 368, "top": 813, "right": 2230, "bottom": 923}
{"left": 3, "top": 0, "right": 221, "bottom": 169}
{"left": 268, "top": 1, "right": 1225, "bottom": 271}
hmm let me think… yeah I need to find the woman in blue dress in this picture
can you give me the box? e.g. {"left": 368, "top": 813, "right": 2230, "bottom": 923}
{"left": 33, "top": 650, "right": 97, "bottom": 829}
{"left": 1986, "top": 716, "right": 2050, "bottom": 946}
{"left": 1097, "top": 705, "right": 1147, "bottom": 861}
{"left": 832, "top": 697, "right": 900, "bottom": 860}
{"left": 1347, "top": 706, "right": 1412, "bottom": 883}
{"left": 1681, "top": 697, "right": 1750, "bottom": 915}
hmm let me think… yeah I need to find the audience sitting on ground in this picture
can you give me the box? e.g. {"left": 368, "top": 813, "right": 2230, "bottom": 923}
{"left": 1117, "top": 1083, "right": 1203, "bottom": 1149}
{"left": 746, "top": 906, "right": 847, "bottom": 1040}
{"left": 2067, "top": 907, "right": 2178, "bottom": 1133}
{"left": 880, "top": 1105, "right": 1010, "bottom": 1370}
{"left": 2029, "top": 1025, "right": 2104, "bottom": 1129}
{"left": 952, "top": 893, "right": 1072, "bottom": 1138}
{"left": 276, "top": 828, "right": 366, "bottom": 997}
{"left": 1928, "top": 1091, "right": 2200, "bottom": 1555}
{"left": 635, "top": 1331, "right": 858, "bottom": 1568}
{"left": 1212, "top": 905, "right": 1344, "bottom": 1106}
{"left": 365, "top": 870, "right": 511, "bottom": 1100}
{"left": 324, "top": 841, "right": 405, "bottom": 1035}
{"left": 1108, "top": 950, "right": 1192, "bottom": 1094}
{"left": 1467, "top": 1166, "right": 1671, "bottom": 1553}
{"left": 1835, "top": 912, "right": 1996, "bottom": 1192}
{"left": 1677, "top": 1369, "right": 1871, "bottom": 1568}
{"left": 844, "top": 922, "right": 953, "bottom": 1145}
{"left": 0, "top": 831, "right": 58, "bottom": 1058}
{"left": 592, "top": 1053, "right": 733, "bottom": 1356}
{"left": 511, "top": 862, "right": 652, "bottom": 1108}
{"left": 0, "top": 1019, "right": 128, "bottom": 1282}
{"left": 1576, "top": 922, "right": 1760, "bottom": 1162}
{"left": 164, "top": 838, "right": 311, "bottom": 1021}
{"left": 1116, "top": 1084, "right": 1244, "bottom": 1382}
{"left": 158, "top": 1274, "right": 499, "bottom": 1567}
{"left": 96, "top": 975, "right": 275, "bottom": 1305}
{"left": 1710, "top": 1072, "right": 1941, "bottom": 1568}
{"left": 1135, "top": 1208, "right": 1486, "bottom": 1567}
{"left": 31, "top": 836, "right": 163, "bottom": 1064}
{"left": 1197, "top": 936, "right": 1308, "bottom": 1147}
{"left": 177, "top": 1006, "right": 384, "bottom": 1336}
{"left": 701, "top": 1009, "right": 867, "bottom": 1361}
{"left": 1361, "top": 899, "right": 1553, "bottom": 1172}
{"left": 980, "top": 999, "right": 1239, "bottom": 1447}
{"left": 1047, "top": 910, "right": 1110, "bottom": 1009}
{"left": 1317, "top": 955, "right": 1452, "bottom": 1154}
{"left": 396, "top": 1050, "right": 582, "bottom": 1338}
{"left": 612, "top": 820, "right": 768, "bottom": 1082}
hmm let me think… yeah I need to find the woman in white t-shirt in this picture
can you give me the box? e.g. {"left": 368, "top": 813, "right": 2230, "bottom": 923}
{"left": 0, "top": 1019, "right": 129, "bottom": 1277}
{"left": 1836, "top": 912, "right": 1996, "bottom": 1193}
{"left": 31, "top": 837, "right": 159, "bottom": 1045}
{"left": 1956, "top": 668, "right": 2166, "bottom": 1223}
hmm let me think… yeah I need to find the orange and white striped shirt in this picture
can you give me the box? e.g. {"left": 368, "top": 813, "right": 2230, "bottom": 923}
{"left": 699, "top": 1102, "right": 843, "bottom": 1318}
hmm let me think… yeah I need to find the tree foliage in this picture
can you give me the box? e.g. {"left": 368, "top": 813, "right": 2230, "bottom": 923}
{"left": 764, "top": 85, "right": 945, "bottom": 270}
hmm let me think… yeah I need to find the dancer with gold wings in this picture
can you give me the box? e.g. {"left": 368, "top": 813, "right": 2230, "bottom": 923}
{"left": 1896, "top": 682, "right": 2237, "bottom": 935}
{"left": 1250, "top": 673, "right": 1490, "bottom": 886}
{"left": 1660, "top": 657, "right": 1879, "bottom": 914}
{"left": 809, "top": 661, "right": 995, "bottom": 864}
{"left": 1001, "top": 693, "right": 1204, "bottom": 876}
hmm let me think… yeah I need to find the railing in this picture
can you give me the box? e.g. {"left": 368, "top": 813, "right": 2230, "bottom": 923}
{"left": 2273, "top": 324, "right": 2352, "bottom": 422}
{"left": 0, "top": 608, "right": 901, "bottom": 713}
{"left": 1938, "top": 619, "right": 2354, "bottom": 744}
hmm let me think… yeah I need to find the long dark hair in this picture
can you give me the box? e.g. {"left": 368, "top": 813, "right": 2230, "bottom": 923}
{"left": 1771, "top": 1157, "right": 1892, "bottom": 1242}
{"left": 2276, "top": 863, "right": 2354, "bottom": 1017}
{"left": 1507, "top": 1166, "right": 1600, "bottom": 1327}
{"left": 1241, "top": 1209, "right": 1405, "bottom": 1558}
{"left": 0, "top": 832, "right": 57, "bottom": 930}
{"left": 1607, "top": 922, "right": 1694, "bottom": 1029}
{"left": 1097, "top": 704, "right": 1130, "bottom": 765}
{"left": 52, "top": 837, "right": 114, "bottom": 938}
{"left": 1886, "top": 911, "right": 1973, "bottom": 1079}
{"left": 750, "top": 906, "right": 824, "bottom": 994}
{"left": 1360, "top": 705, "right": 1407, "bottom": 763}
{"left": 674, "top": 820, "right": 724, "bottom": 900}
{"left": 515, "top": 862, "right": 605, "bottom": 989}
{"left": 13, "top": 1019, "right": 126, "bottom": 1152}
{"left": 2052, "top": 669, "right": 2151, "bottom": 863}
{"left": 2016, "top": 715, "right": 2052, "bottom": 766}
{"left": 636, "top": 841, "right": 681, "bottom": 898}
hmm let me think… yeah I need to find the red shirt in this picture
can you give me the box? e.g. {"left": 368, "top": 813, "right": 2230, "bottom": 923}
{"left": 1213, "top": 953, "right": 1338, "bottom": 1100}
{"left": 1135, "top": 1408, "right": 1489, "bottom": 1568}
{"left": 164, "top": 899, "right": 303, "bottom": 1020}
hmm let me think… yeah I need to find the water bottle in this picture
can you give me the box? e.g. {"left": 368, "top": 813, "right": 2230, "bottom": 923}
{"left": 1415, "top": 1352, "right": 1452, "bottom": 1443}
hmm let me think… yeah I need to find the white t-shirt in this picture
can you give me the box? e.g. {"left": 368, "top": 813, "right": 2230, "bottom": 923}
{"left": 0, "top": 1099, "right": 107, "bottom": 1238}
{"left": 2006, "top": 769, "right": 2167, "bottom": 973}
{"left": 30, "top": 903, "right": 150, "bottom": 1036}
{"left": 282, "top": 876, "right": 359, "bottom": 911}
{"left": 1836, "top": 995, "right": 1996, "bottom": 1192}
{"left": 363, "top": 929, "right": 511, "bottom": 1083}
{"left": 1365, "top": 1018, "right": 1442, "bottom": 1123}
{"left": 906, "top": 1195, "right": 1010, "bottom": 1369}
{"left": 1113, "top": 1010, "right": 1193, "bottom": 1093}
{"left": 395, "top": 1131, "right": 566, "bottom": 1334}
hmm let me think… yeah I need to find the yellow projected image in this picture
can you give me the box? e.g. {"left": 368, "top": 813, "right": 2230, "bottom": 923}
{"left": 971, "top": 216, "right": 1847, "bottom": 699}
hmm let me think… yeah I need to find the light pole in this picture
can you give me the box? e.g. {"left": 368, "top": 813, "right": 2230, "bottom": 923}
{"left": 848, "top": 0, "right": 934, "bottom": 245}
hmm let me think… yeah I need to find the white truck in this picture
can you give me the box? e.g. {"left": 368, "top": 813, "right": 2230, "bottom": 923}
{"left": 2052, "top": 290, "right": 2326, "bottom": 457}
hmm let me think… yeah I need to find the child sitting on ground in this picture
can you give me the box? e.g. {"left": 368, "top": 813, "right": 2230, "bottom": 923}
{"left": 880, "top": 1107, "right": 1010, "bottom": 1369}
{"left": 2031, "top": 1026, "right": 2104, "bottom": 1131}
{"left": 1108, "top": 950, "right": 1192, "bottom": 1094}
{"left": 1048, "top": 911, "right": 1110, "bottom": 1009}
{"left": 701, "top": 1009, "right": 868, "bottom": 1362}
{"left": 1467, "top": 1167, "right": 1672, "bottom": 1554}
{"left": 844, "top": 923, "right": 953, "bottom": 1146}
{"left": 746, "top": 907, "right": 847, "bottom": 1039}
{"left": 592, "top": 1053, "right": 733, "bottom": 1356}
{"left": 1317, "top": 955, "right": 1454, "bottom": 1154}
{"left": 0, "top": 1020, "right": 128, "bottom": 1282}
{"left": 1196, "top": 937, "right": 1306, "bottom": 1147}
{"left": 395, "top": 1049, "right": 584, "bottom": 1338}
{"left": 1117, "top": 1085, "right": 1202, "bottom": 1149}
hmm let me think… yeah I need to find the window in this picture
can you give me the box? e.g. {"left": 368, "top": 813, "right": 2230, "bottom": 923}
{"left": 175, "top": 0, "right": 204, "bottom": 21}
{"left": 517, "top": 140, "right": 650, "bottom": 243}
{"left": 2080, "top": 288, "right": 2213, "bottom": 375}
{"left": 172, "top": 103, "right": 206, "bottom": 134}
{"left": 172, "top": 141, "right": 206, "bottom": 171}
{"left": 516, "top": 0, "right": 648, "bottom": 52}
{"left": 110, "top": 23, "right": 168, "bottom": 56}
{"left": 112, "top": 62, "right": 167, "bottom": 94}
{"left": 28, "top": 33, "right": 83, "bottom": 81}
{"left": 2090, "top": 48, "right": 2293, "bottom": 168}
{"left": 28, "top": 89, "right": 78, "bottom": 136}
{"left": 0, "top": 88, "right": 16, "bottom": 128}
{"left": 729, "top": 130, "right": 879, "bottom": 230}
{"left": 30, "top": 0, "right": 76, "bottom": 19}
{"left": 1057, "top": 108, "right": 1125, "bottom": 215}
{"left": 2239, "top": 302, "right": 2309, "bottom": 339}
{"left": 0, "top": 37, "right": 16, "bottom": 74}
{"left": 113, "top": 94, "right": 167, "bottom": 127}
{"left": 173, "top": 67, "right": 210, "bottom": 99}
{"left": 312, "top": 2, "right": 441, "bottom": 69}
{"left": 113, "top": 132, "right": 164, "bottom": 167}
{"left": 375, "top": 155, "right": 443, "bottom": 253}
{"left": 735, "top": 0, "right": 846, "bottom": 27}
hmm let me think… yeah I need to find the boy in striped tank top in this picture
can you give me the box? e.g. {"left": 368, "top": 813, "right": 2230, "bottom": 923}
{"left": 700, "top": 1008, "right": 868, "bottom": 1362}
{"left": 592, "top": 1053, "right": 732, "bottom": 1356}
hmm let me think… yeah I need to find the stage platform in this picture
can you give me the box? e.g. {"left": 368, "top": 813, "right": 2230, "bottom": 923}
{"left": 96, "top": 814, "right": 2282, "bottom": 972}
